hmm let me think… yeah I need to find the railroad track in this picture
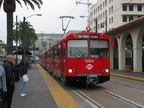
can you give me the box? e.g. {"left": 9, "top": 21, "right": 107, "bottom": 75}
{"left": 99, "top": 87, "right": 144, "bottom": 108}
{"left": 70, "top": 85, "right": 144, "bottom": 108}
{"left": 46, "top": 69, "right": 144, "bottom": 108}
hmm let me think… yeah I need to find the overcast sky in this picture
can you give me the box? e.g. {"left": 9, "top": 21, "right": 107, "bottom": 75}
{"left": 0, "top": 0, "right": 97, "bottom": 43}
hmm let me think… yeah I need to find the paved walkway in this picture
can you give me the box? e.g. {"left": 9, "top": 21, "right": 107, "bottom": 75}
{"left": 111, "top": 69, "right": 144, "bottom": 82}
{"left": 11, "top": 64, "right": 144, "bottom": 108}
{"left": 11, "top": 64, "right": 58, "bottom": 108}
{"left": 11, "top": 64, "right": 81, "bottom": 108}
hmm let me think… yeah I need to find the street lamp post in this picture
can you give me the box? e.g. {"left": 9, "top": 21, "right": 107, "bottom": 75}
{"left": 15, "top": 15, "right": 18, "bottom": 64}
{"left": 95, "top": 18, "right": 98, "bottom": 32}
{"left": 22, "top": 14, "right": 42, "bottom": 60}
{"left": 47, "top": 39, "right": 53, "bottom": 48}
{"left": 76, "top": 0, "right": 91, "bottom": 26}
{"left": 80, "top": 16, "right": 98, "bottom": 32}
{"left": 41, "top": 32, "right": 43, "bottom": 53}
{"left": 105, "top": 17, "right": 107, "bottom": 33}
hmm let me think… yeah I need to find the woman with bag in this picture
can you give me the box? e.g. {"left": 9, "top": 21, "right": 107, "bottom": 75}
{"left": 0, "top": 62, "right": 7, "bottom": 108}
{"left": 19, "top": 60, "right": 28, "bottom": 97}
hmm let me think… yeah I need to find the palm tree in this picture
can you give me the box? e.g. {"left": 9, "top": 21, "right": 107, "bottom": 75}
{"left": 0, "top": 0, "right": 43, "bottom": 55}
{"left": 13, "top": 21, "right": 38, "bottom": 49}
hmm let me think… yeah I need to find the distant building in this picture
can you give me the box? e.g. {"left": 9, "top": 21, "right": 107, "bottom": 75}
{"left": 0, "top": 40, "right": 5, "bottom": 56}
{"left": 35, "top": 33, "right": 64, "bottom": 56}
{"left": 90, "top": 0, "right": 144, "bottom": 33}
{"left": 0, "top": 47, "right": 5, "bottom": 56}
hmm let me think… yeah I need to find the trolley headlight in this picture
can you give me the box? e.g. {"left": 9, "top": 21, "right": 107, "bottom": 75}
{"left": 105, "top": 69, "right": 109, "bottom": 73}
{"left": 68, "top": 69, "right": 73, "bottom": 73}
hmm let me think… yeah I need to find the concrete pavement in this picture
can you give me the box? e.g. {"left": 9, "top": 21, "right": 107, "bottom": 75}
{"left": 11, "top": 64, "right": 81, "bottom": 108}
{"left": 111, "top": 69, "right": 144, "bottom": 82}
{"left": 11, "top": 64, "right": 144, "bottom": 108}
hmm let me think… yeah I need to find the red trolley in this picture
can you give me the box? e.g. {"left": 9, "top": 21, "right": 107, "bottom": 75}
{"left": 39, "top": 30, "right": 110, "bottom": 85}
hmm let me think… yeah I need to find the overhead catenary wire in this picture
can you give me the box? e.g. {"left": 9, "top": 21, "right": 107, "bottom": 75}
{"left": 52, "top": 0, "right": 82, "bottom": 34}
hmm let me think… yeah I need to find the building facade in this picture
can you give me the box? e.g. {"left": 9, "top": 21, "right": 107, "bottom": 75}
{"left": 90, "top": 0, "right": 144, "bottom": 33}
{"left": 107, "top": 16, "right": 144, "bottom": 72}
{"left": 0, "top": 40, "right": 5, "bottom": 57}
{"left": 89, "top": 0, "right": 144, "bottom": 72}
{"left": 35, "top": 33, "right": 64, "bottom": 56}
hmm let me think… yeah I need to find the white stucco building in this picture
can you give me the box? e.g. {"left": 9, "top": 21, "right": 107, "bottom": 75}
{"left": 89, "top": 0, "right": 144, "bottom": 72}
{"left": 90, "top": 0, "right": 144, "bottom": 33}
{"left": 107, "top": 16, "right": 144, "bottom": 72}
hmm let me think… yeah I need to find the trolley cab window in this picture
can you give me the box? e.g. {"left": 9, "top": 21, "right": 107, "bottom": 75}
{"left": 90, "top": 40, "right": 108, "bottom": 58}
{"left": 68, "top": 40, "right": 88, "bottom": 58}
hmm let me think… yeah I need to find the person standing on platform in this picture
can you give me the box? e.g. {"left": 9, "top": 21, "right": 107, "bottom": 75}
{"left": 0, "top": 62, "right": 7, "bottom": 108}
{"left": 19, "top": 59, "right": 28, "bottom": 97}
{"left": 2, "top": 55, "right": 15, "bottom": 108}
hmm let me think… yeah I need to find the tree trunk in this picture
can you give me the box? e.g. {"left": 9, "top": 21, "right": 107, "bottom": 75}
{"left": 3, "top": 0, "right": 15, "bottom": 55}
{"left": 6, "top": 12, "right": 13, "bottom": 55}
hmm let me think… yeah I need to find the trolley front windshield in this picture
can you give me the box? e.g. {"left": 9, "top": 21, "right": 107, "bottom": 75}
{"left": 90, "top": 40, "right": 108, "bottom": 58}
{"left": 67, "top": 40, "right": 108, "bottom": 58}
{"left": 68, "top": 40, "right": 88, "bottom": 58}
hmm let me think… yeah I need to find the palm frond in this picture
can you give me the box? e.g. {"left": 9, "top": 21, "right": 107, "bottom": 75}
{"left": 22, "top": 0, "right": 28, "bottom": 8}
{"left": 21, "top": 0, "right": 43, "bottom": 10}
{"left": 25, "top": 0, "right": 35, "bottom": 10}
{"left": 31, "top": 0, "right": 43, "bottom": 8}
{"left": 13, "top": 21, "right": 38, "bottom": 48}
{"left": 0, "top": 0, "right": 3, "bottom": 8}
{"left": 32, "top": 0, "right": 41, "bottom": 9}
{"left": 16, "top": 0, "right": 22, "bottom": 7}
{"left": 37, "top": 0, "right": 43, "bottom": 5}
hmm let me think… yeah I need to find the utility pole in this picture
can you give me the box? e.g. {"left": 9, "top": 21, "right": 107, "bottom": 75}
{"left": 41, "top": 32, "right": 44, "bottom": 53}
{"left": 59, "top": 16, "right": 75, "bottom": 36}
{"left": 22, "top": 14, "right": 42, "bottom": 60}
{"left": 80, "top": 16, "right": 98, "bottom": 32}
{"left": 76, "top": 0, "right": 91, "bottom": 26}
{"left": 22, "top": 17, "right": 26, "bottom": 60}
{"left": 15, "top": 16, "right": 18, "bottom": 64}
{"left": 105, "top": 17, "right": 107, "bottom": 33}
{"left": 95, "top": 18, "right": 98, "bottom": 32}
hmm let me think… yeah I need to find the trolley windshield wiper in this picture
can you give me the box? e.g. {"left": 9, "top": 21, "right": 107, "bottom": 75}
{"left": 99, "top": 49, "right": 103, "bottom": 59}
{"left": 78, "top": 51, "right": 82, "bottom": 58}
{"left": 69, "top": 51, "right": 80, "bottom": 59}
{"left": 78, "top": 51, "right": 87, "bottom": 58}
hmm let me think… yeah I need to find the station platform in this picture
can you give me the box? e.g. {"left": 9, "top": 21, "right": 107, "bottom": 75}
{"left": 111, "top": 69, "right": 144, "bottom": 82}
{"left": 11, "top": 64, "right": 144, "bottom": 108}
{"left": 11, "top": 64, "right": 81, "bottom": 108}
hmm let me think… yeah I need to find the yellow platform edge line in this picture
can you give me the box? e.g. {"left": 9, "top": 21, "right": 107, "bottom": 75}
{"left": 111, "top": 73, "right": 144, "bottom": 82}
{"left": 37, "top": 64, "right": 82, "bottom": 108}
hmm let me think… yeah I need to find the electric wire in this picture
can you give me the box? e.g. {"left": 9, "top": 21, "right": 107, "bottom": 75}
{"left": 53, "top": 0, "right": 132, "bottom": 34}
{"left": 52, "top": 0, "right": 82, "bottom": 34}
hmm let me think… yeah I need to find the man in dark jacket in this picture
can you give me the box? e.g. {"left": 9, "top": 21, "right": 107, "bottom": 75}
{"left": 2, "top": 55, "right": 15, "bottom": 108}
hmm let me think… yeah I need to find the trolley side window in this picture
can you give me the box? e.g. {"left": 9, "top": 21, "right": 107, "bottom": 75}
{"left": 90, "top": 40, "right": 108, "bottom": 58}
{"left": 54, "top": 44, "right": 60, "bottom": 59}
{"left": 68, "top": 40, "right": 88, "bottom": 58}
